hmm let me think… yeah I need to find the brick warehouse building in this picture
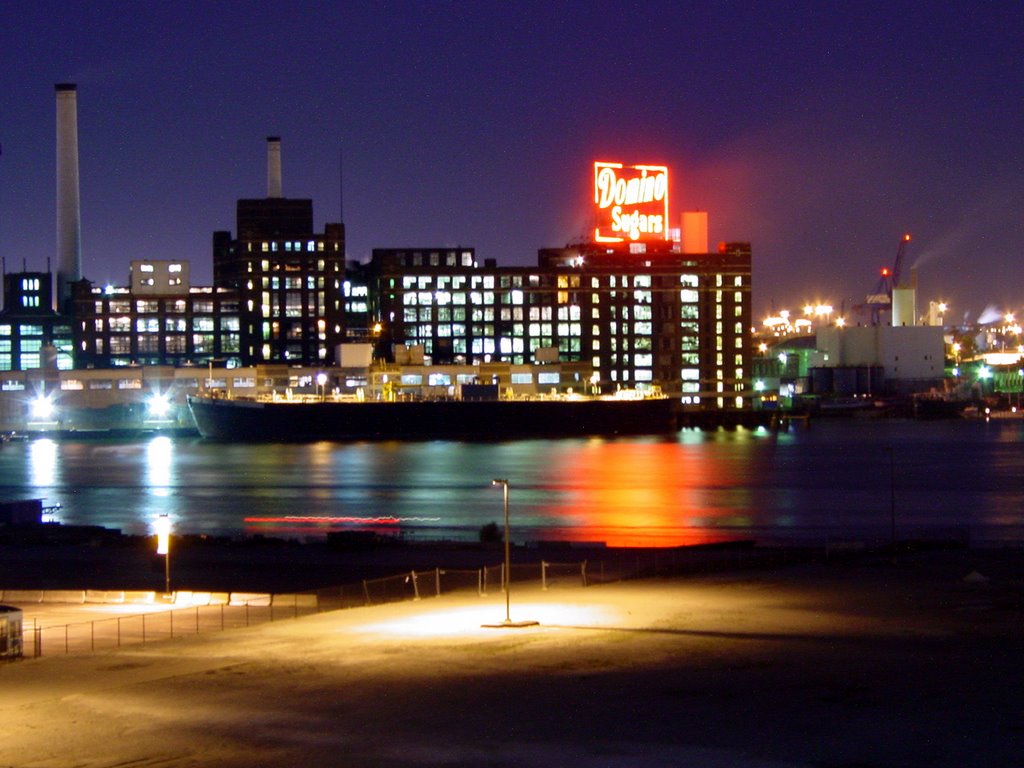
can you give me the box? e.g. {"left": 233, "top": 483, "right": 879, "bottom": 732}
{"left": 5, "top": 153, "right": 752, "bottom": 413}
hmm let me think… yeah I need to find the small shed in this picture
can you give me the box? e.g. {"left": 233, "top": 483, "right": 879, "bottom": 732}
{"left": 0, "top": 605, "right": 23, "bottom": 659}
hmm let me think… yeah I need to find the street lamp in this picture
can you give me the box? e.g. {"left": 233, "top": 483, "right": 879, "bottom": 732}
{"left": 316, "top": 372, "right": 328, "bottom": 401}
{"left": 485, "top": 479, "right": 537, "bottom": 628}
{"left": 155, "top": 514, "right": 171, "bottom": 596}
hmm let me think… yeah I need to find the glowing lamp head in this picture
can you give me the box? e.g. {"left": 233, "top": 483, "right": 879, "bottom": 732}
{"left": 31, "top": 395, "right": 54, "bottom": 420}
{"left": 147, "top": 393, "right": 171, "bottom": 418}
{"left": 316, "top": 372, "right": 328, "bottom": 387}
{"left": 154, "top": 514, "right": 171, "bottom": 555}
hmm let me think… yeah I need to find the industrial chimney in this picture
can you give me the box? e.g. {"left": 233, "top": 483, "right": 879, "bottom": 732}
{"left": 55, "top": 83, "right": 82, "bottom": 309}
{"left": 267, "top": 136, "right": 282, "bottom": 198}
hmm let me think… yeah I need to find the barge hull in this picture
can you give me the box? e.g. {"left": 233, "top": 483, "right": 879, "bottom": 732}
{"left": 187, "top": 396, "right": 676, "bottom": 441}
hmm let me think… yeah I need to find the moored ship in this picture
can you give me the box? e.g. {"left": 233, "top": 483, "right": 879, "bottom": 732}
{"left": 187, "top": 389, "right": 676, "bottom": 441}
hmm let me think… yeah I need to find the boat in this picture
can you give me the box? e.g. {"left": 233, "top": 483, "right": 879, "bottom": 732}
{"left": 912, "top": 392, "right": 970, "bottom": 420}
{"left": 187, "top": 390, "right": 677, "bottom": 441}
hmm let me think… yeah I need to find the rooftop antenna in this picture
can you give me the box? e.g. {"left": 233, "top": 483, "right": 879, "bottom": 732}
{"left": 338, "top": 142, "right": 344, "bottom": 224}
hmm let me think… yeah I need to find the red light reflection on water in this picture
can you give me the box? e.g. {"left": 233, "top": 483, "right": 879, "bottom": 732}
{"left": 540, "top": 440, "right": 747, "bottom": 547}
{"left": 243, "top": 515, "right": 440, "bottom": 537}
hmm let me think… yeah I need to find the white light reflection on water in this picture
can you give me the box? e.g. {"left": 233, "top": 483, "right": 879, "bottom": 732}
{"left": 146, "top": 436, "right": 173, "bottom": 496}
{"left": 28, "top": 438, "right": 58, "bottom": 488}
{"left": 1, "top": 419, "right": 1022, "bottom": 545}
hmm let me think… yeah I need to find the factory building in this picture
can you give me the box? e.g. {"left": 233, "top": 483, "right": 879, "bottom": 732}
{"left": 69, "top": 262, "right": 241, "bottom": 368}
{"left": 0, "top": 272, "right": 74, "bottom": 372}
{"left": 367, "top": 239, "right": 751, "bottom": 407}
{"left": 212, "top": 137, "right": 348, "bottom": 365}
{"left": 4, "top": 81, "right": 756, "bottom": 418}
{"left": 365, "top": 166, "right": 752, "bottom": 410}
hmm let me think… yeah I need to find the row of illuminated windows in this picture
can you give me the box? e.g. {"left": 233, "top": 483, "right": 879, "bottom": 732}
{"left": 342, "top": 282, "right": 369, "bottom": 297}
{"left": 598, "top": 275, "right": 654, "bottom": 289}
{"left": 605, "top": 369, "right": 654, "bottom": 383}
{"left": 406, "top": 322, "right": 585, "bottom": 339}
{"left": 401, "top": 305, "right": 585, "bottom": 323}
{"left": 715, "top": 336, "right": 746, "bottom": 350}
{"left": 92, "top": 299, "right": 234, "bottom": 313}
{"left": 1, "top": 339, "right": 43, "bottom": 352}
{"left": 604, "top": 305, "right": 655, "bottom": 321}
{"left": 256, "top": 343, "right": 327, "bottom": 361}
{"left": 392, "top": 250, "right": 475, "bottom": 268}
{"left": 715, "top": 353, "right": 746, "bottom": 367}
{"left": 96, "top": 334, "right": 239, "bottom": 355}
{"left": 252, "top": 276, "right": 324, "bottom": 290}
{"left": 714, "top": 290, "right": 745, "bottom": 302}
{"left": 259, "top": 240, "right": 327, "bottom": 253}
{"left": 97, "top": 317, "right": 241, "bottom": 333}
{"left": 715, "top": 275, "right": 745, "bottom": 288}
{"left": 0, "top": 324, "right": 51, "bottom": 337}
{"left": 0, "top": 354, "right": 73, "bottom": 372}
{"left": 604, "top": 353, "right": 657, "bottom": 367}
{"left": 399, "top": 286, "right": 696, "bottom": 309}
{"left": 396, "top": 277, "right": 690, "bottom": 302}
{"left": 95, "top": 300, "right": 225, "bottom": 314}
{"left": 714, "top": 368, "right": 746, "bottom": 380}
{"left": 59, "top": 378, "right": 146, "bottom": 390}
{"left": 136, "top": 277, "right": 183, "bottom": 287}
{"left": 395, "top": 371, "right": 563, "bottom": 387}
{"left": 409, "top": 337, "right": 580, "bottom": 358}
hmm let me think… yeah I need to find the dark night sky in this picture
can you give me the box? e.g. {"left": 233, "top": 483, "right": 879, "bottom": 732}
{"left": 1, "top": 1, "right": 1021, "bottom": 321}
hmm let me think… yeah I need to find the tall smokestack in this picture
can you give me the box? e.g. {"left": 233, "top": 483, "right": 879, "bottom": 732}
{"left": 267, "top": 136, "right": 282, "bottom": 198}
{"left": 55, "top": 83, "right": 82, "bottom": 308}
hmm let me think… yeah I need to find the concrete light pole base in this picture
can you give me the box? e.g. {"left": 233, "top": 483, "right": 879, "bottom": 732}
{"left": 482, "top": 619, "right": 540, "bottom": 629}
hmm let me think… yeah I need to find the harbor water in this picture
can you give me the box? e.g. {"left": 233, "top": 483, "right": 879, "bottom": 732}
{"left": 1, "top": 418, "right": 1022, "bottom": 548}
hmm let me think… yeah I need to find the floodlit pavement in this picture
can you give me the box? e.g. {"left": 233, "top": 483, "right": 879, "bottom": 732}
{"left": 1, "top": 553, "right": 1022, "bottom": 767}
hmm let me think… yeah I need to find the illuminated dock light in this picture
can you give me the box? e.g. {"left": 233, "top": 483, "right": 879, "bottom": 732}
{"left": 147, "top": 392, "right": 172, "bottom": 419}
{"left": 31, "top": 395, "right": 54, "bottom": 421}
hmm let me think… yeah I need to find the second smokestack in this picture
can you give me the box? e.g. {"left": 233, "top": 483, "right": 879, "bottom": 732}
{"left": 267, "top": 136, "right": 282, "bottom": 198}
{"left": 56, "top": 83, "right": 82, "bottom": 308}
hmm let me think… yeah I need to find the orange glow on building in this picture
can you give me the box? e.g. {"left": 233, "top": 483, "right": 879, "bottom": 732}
{"left": 593, "top": 161, "right": 669, "bottom": 243}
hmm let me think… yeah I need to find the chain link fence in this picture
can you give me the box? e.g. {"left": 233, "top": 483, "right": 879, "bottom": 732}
{"left": 11, "top": 542, "right": 847, "bottom": 660}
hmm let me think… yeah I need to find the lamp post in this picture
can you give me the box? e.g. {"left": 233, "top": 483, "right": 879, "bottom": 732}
{"left": 155, "top": 514, "right": 171, "bottom": 596}
{"left": 486, "top": 479, "right": 538, "bottom": 628}
{"left": 492, "top": 478, "right": 511, "bottom": 623}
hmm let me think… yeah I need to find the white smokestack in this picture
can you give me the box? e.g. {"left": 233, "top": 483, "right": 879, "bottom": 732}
{"left": 267, "top": 136, "right": 282, "bottom": 198}
{"left": 56, "top": 83, "right": 82, "bottom": 307}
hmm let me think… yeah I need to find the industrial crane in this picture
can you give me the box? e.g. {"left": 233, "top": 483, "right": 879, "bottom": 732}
{"left": 863, "top": 234, "right": 911, "bottom": 324}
